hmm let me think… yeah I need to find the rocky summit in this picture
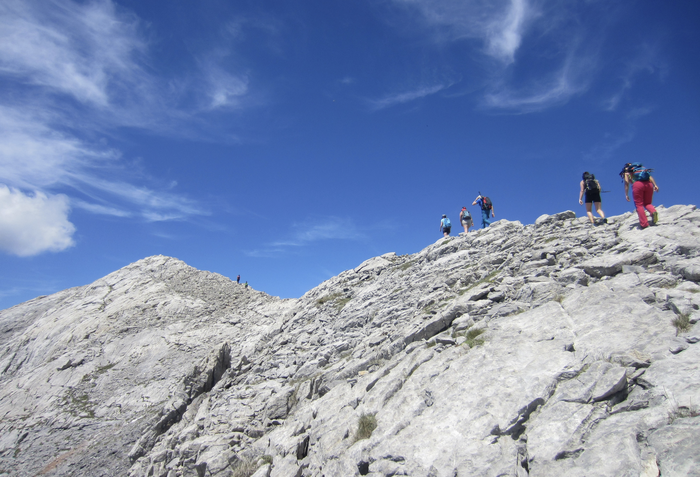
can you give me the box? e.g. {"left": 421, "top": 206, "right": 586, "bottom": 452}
{"left": 2, "top": 205, "right": 700, "bottom": 477}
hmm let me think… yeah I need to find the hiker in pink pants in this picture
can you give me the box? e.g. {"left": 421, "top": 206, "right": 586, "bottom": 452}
{"left": 622, "top": 165, "right": 659, "bottom": 228}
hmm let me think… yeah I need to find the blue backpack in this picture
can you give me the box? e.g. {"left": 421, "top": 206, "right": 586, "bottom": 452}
{"left": 443, "top": 218, "right": 451, "bottom": 228}
{"left": 622, "top": 162, "right": 652, "bottom": 181}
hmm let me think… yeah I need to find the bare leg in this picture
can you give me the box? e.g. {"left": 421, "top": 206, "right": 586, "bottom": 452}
{"left": 594, "top": 202, "right": 605, "bottom": 219}
{"left": 585, "top": 203, "right": 595, "bottom": 223}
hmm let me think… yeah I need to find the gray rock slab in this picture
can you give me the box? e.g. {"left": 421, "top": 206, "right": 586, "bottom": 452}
{"left": 648, "top": 418, "right": 700, "bottom": 477}
{"left": 578, "top": 249, "right": 656, "bottom": 278}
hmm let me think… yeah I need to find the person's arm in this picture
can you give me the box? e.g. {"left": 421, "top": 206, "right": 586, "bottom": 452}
{"left": 650, "top": 176, "right": 659, "bottom": 192}
{"left": 624, "top": 173, "right": 631, "bottom": 202}
{"left": 472, "top": 196, "right": 480, "bottom": 206}
{"left": 579, "top": 180, "right": 585, "bottom": 205}
{"left": 491, "top": 206, "right": 495, "bottom": 218}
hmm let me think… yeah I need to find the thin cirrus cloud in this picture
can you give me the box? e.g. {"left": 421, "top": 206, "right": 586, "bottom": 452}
{"left": 201, "top": 62, "right": 250, "bottom": 111}
{"left": 369, "top": 84, "right": 450, "bottom": 111}
{"left": 392, "top": 0, "right": 534, "bottom": 64}
{"left": 0, "top": 0, "right": 147, "bottom": 109}
{"left": 602, "top": 46, "right": 663, "bottom": 113}
{"left": 246, "top": 218, "right": 365, "bottom": 257}
{"left": 390, "top": 0, "right": 607, "bottom": 113}
{"left": 0, "top": 0, "right": 247, "bottom": 256}
{"left": 483, "top": 49, "right": 594, "bottom": 112}
{"left": 582, "top": 129, "right": 636, "bottom": 163}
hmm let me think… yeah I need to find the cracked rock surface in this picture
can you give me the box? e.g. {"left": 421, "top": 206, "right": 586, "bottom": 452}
{"left": 1, "top": 204, "right": 699, "bottom": 476}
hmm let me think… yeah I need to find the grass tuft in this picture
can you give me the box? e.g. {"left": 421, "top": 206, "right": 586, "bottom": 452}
{"left": 231, "top": 458, "right": 259, "bottom": 477}
{"left": 672, "top": 313, "right": 692, "bottom": 335}
{"left": 354, "top": 413, "right": 377, "bottom": 442}
{"left": 464, "top": 328, "right": 486, "bottom": 348}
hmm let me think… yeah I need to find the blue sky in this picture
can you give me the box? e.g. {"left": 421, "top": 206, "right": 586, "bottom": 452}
{"left": 1, "top": 0, "right": 699, "bottom": 308}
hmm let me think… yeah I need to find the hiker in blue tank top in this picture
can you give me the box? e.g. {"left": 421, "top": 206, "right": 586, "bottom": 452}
{"left": 472, "top": 195, "right": 495, "bottom": 228}
{"left": 439, "top": 214, "right": 451, "bottom": 237}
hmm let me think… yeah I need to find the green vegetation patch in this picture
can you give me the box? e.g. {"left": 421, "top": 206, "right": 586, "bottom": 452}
{"left": 672, "top": 313, "right": 692, "bottom": 335}
{"left": 95, "top": 363, "right": 116, "bottom": 374}
{"left": 459, "top": 269, "right": 500, "bottom": 295}
{"left": 354, "top": 413, "right": 377, "bottom": 442}
{"left": 334, "top": 297, "right": 352, "bottom": 312}
{"left": 316, "top": 292, "right": 352, "bottom": 311}
{"left": 62, "top": 390, "right": 95, "bottom": 419}
{"left": 316, "top": 292, "right": 345, "bottom": 306}
{"left": 399, "top": 261, "right": 414, "bottom": 271}
{"left": 464, "top": 328, "right": 486, "bottom": 348}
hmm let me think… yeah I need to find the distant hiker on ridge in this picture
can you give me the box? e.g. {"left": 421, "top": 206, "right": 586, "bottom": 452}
{"left": 620, "top": 162, "right": 659, "bottom": 229}
{"left": 237, "top": 274, "right": 241, "bottom": 284}
{"left": 472, "top": 194, "right": 495, "bottom": 228}
{"left": 440, "top": 214, "right": 451, "bottom": 237}
{"left": 460, "top": 206, "right": 473, "bottom": 233}
{"left": 579, "top": 172, "right": 606, "bottom": 225}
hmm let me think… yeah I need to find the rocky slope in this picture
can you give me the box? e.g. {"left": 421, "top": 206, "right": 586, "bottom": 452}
{"left": 1, "top": 205, "right": 699, "bottom": 477}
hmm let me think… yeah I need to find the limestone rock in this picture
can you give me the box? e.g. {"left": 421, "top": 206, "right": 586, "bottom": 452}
{"left": 2, "top": 205, "right": 700, "bottom": 477}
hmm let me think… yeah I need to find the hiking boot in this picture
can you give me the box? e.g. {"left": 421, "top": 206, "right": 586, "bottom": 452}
{"left": 601, "top": 218, "right": 608, "bottom": 224}
{"left": 652, "top": 211, "right": 658, "bottom": 225}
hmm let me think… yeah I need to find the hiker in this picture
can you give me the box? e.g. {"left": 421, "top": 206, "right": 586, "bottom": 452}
{"left": 244, "top": 281, "right": 248, "bottom": 289}
{"left": 472, "top": 194, "right": 495, "bottom": 228}
{"left": 578, "top": 172, "right": 606, "bottom": 225}
{"left": 621, "top": 163, "right": 659, "bottom": 229}
{"left": 237, "top": 274, "right": 241, "bottom": 284}
{"left": 439, "top": 214, "right": 451, "bottom": 237}
{"left": 460, "top": 206, "right": 473, "bottom": 233}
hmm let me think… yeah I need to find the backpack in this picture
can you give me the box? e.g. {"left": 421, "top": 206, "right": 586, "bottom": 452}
{"left": 481, "top": 196, "right": 492, "bottom": 210}
{"left": 621, "top": 162, "right": 652, "bottom": 181}
{"left": 584, "top": 176, "right": 600, "bottom": 192}
{"left": 443, "top": 217, "right": 451, "bottom": 228}
{"left": 461, "top": 209, "right": 471, "bottom": 219}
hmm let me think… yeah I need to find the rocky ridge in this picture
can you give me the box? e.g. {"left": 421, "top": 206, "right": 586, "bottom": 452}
{"left": 1, "top": 205, "right": 699, "bottom": 476}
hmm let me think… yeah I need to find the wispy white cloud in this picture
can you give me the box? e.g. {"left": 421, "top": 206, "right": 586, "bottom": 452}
{"left": 0, "top": 0, "right": 230, "bottom": 254}
{"left": 369, "top": 84, "right": 450, "bottom": 111}
{"left": 392, "top": 0, "right": 535, "bottom": 64}
{"left": 246, "top": 217, "right": 365, "bottom": 257}
{"left": 72, "top": 200, "right": 131, "bottom": 218}
{"left": 626, "top": 107, "right": 652, "bottom": 120}
{"left": 388, "top": 0, "right": 613, "bottom": 114}
{"left": 582, "top": 130, "right": 635, "bottom": 163}
{"left": 483, "top": 49, "right": 593, "bottom": 112}
{"left": 484, "top": 0, "right": 531, "bottom": 63}
{"left": 0, "top": 185, "right": 75, "bottom": 256}
{"left": 201, "top": 62, "right": 250, "bottom": 111}
{"left": 0, "top": 106, "right": 206, "bottom": 223}
{"left": 602, "top": 45, "right": 662, "bottom": 112}
{"left": 0, "top": 0, "right": 147, "bottom": 109}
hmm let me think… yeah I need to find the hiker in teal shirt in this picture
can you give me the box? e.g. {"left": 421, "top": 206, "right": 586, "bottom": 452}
{"left": 440, "top": 215, "right": 451, "bottom": 237}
